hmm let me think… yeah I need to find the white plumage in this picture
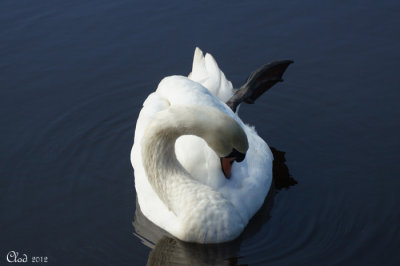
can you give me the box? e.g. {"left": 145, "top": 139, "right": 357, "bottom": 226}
{"left": 131, "top": 48, "right": 273, "bottom": 243}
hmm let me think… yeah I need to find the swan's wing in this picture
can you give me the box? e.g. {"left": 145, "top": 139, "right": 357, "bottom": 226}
{"left": 188, "top": 47, "right": 234, "bottom": 103}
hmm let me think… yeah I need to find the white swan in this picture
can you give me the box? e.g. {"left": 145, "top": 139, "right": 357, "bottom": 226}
{"left": 131, "top": 48, "right": 292, "bottom": 243}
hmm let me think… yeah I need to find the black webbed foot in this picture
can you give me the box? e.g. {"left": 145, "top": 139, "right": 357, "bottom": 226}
{"left": 226, "top": 60, "right": 293, "bottom": 112}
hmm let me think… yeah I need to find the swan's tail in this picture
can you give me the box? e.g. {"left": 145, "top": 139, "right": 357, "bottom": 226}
{"left": 188, "top": 47, "right": 234, "bottom": 103}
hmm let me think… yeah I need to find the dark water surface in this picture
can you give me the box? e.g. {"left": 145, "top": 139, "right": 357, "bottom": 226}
{"left": 1, "top": 0, "right": 400, "bottom": 265}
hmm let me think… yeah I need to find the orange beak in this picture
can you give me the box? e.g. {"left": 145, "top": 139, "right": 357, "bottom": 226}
{"left": 220, "top": 149, "right": 246, "bottom": 179}
{"left": 221, "top": 157, "right": 236, "bottom": 179}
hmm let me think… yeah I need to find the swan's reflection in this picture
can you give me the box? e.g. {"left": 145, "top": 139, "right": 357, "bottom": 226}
{"left": 133, "top": 147, "right": 297, "bottom": 266}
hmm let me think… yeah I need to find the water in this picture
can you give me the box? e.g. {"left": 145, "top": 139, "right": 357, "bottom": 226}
{"left": 1, "top": 0, "right": 400, "bottom": 265}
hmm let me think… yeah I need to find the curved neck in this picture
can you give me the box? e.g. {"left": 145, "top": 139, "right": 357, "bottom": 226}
{"left": 141, "top": 106, "right": 215, "bottom": 215}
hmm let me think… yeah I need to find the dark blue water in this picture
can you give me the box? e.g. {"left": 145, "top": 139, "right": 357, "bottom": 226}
{"left": 1, "top": 0, "right": 400, "bottom": 265}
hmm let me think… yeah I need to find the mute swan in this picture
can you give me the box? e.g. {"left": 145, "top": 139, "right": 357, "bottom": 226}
{"left": 131, "top": 48, "right": 292, "bottom": 243}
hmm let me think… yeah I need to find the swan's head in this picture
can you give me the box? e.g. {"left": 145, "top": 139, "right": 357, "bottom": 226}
{"left": 198, "top": 107, "right": 249, "bottom": 179}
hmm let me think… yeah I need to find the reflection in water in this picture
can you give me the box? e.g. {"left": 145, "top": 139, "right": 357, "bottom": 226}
{"left": 147, "top": 237, "right": 242, "bottom": 266}
{"left": 133, "top": 147, "right": 297, "bottom": 265}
